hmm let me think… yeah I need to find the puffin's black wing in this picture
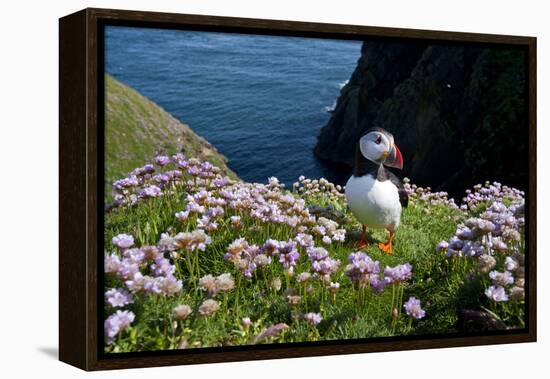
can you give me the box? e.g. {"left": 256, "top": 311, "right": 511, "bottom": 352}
{"left": 387, "top": 170, "right": 409, "bottom": 208}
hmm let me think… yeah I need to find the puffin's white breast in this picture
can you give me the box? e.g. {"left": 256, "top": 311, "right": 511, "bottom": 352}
{"left": 345, "top": 174, "right": 402, "bottom": 230}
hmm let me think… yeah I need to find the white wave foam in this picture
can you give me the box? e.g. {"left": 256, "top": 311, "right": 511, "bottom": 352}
{"left": 339, "top": 80, "right": 349, "bottom": 89}
{"left": 324, "top": 100, "right": 337, "bottom": 113}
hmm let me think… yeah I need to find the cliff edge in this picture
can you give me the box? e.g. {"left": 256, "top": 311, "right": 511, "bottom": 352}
{"left": 314, "top": 41, "right": 527, "bottom": 197}
{"left": 105, "top": 74, "right": 238, "bottom": 201}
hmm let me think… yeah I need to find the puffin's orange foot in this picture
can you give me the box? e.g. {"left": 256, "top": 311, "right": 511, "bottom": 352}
{"left": 378, "top": 229, "right": 395, "bottom": 255}
{"left": 378, "top": 241, "right": 393, "bottom": 255}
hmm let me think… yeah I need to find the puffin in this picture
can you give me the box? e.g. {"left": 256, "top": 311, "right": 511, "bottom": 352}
{"left": 345, "top": 127, "right": 408, "bottom": 254}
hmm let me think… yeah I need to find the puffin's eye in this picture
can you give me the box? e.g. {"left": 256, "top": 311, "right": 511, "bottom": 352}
{"left": 375, "top": 135, "right": 382, "bottom": 145}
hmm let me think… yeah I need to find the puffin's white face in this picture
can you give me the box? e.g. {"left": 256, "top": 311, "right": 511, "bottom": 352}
{"left": 359, "top": 130, "right": 404, "bottom": 169}
{"left": 359, "top": 131, "right": 394, "bottom": 163}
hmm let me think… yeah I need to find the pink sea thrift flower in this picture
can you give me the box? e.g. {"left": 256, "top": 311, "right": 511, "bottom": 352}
{"left": 403, "top": 297, "right": 426, "bottom": 319}
{"left": 304, "top": 312, "right": 323, "bottom": 325}
{"left": 105, "top": 288, "right": 133, "bottom": 308}
{"left": 485, "top": 285, "right": 509, "bottom": 302}
{"left": 384, "top": 263, "right": 413, "bottom": 284}
{"left": 112, "top": 233, "right": 134, "bottom": 250}
{"left": 104, "top": 310, "right": 135, "bottom": 343}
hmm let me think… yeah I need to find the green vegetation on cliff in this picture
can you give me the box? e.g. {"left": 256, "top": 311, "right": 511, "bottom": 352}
{"left": 105, "top": 74, "right": 237, "bottom": 201}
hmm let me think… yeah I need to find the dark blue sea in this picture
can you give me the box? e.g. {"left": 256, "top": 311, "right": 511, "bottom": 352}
{"left": 105, "top": 26, "right": 361, "bottom": 186}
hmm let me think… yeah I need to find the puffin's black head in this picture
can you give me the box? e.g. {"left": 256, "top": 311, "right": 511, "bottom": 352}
{"left": 354, "top": 127, "right": 404, "bottom": 175}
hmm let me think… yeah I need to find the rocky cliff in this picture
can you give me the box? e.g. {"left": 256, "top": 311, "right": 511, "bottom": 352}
{"left": 314, "top": 41, "right": 528, "bottom": 198}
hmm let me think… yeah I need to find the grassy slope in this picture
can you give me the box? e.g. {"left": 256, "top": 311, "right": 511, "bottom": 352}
{"left": 104, "top": 182, "right": 470, "bottom": 351}
{"left": 105, "top": 74, "right": 238, "bottom": 201}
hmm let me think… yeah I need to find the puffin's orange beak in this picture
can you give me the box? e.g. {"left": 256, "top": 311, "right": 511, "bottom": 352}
{"left": 384, "top": 144, "right": 404, "bottom": 170}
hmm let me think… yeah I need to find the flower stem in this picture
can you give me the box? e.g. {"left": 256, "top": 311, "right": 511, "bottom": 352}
{"left": 390, "top": 284, "right": 396, "bottom": 320}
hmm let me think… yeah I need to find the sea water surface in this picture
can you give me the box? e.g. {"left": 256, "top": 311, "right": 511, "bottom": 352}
{"left": 105, "top": 26, "right": 361, "bottom": 185}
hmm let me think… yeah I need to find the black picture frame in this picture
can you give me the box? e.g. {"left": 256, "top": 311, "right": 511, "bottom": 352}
{"left": 59, "top": 8, "right": 537, "bottom": 371}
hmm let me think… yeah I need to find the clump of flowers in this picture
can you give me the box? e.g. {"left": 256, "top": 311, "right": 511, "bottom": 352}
{"left": 477, "top": 254, "right": 497, "bottom": 273}
{"left": 174, "top": 229, "right": 212, "bottom": 252}
{"left": 253, "top": 323, "right": 289, "bottom": 344}
{"left": 384, "top": 263, "right": 413, "bottom": 325}
{"left": 241, "top": 317, "right": 252, "bottom": 331}
{"left": 224, "top": 238, "right": 262, "bottom": 278}
{"left": 303, "top": 312, "right": 323, "bottom": 340}
{"left": 105, "top": 233, "right": 184, "bottom": 298}
{"left": 304, "top": 312, "right": 323, "bottom": 325}
{"left": 287, "top": 295, "right": 302, "bottom": 307}
{"left": 144, "top": 275, "right": 183, "bottom": 296}
{"left": 295, "top": 233, "right": 315, "bottom": 249}
{"left": 462, "top": 181, "right": 524, "bottom": 212}
{"left": 312, "top": 217, "right": 346, "bottom": 245}
{"left": 139, "top": 185, "right": 162, "bottom": 199}
{"left": 104, "top": 152, "right": 527, "bottom": 350}
{"left": 198, "top": 299, "right": 220, "bottom": 316}
{"left": 105, "top": 253, "right": 122, "bottom": 274}
{"left": 344, "top": 252, "right": 391, "bottom": 313}
{"left": 154, "top": 155, "right": 170, "bottom": 167}
{"left": 104, "top": 310, "right": 135, "bottom": 344}
{"left": 509, "top": 286, "right": 525, "bottom": 301}
{"left": 485, "top": 285, "right": 509, "bottom": 302}
{"left": 293, "top": 176, "right": 344, "bottom": 204}
{"left": 436, "top": 183, "right": 525, "bottom": 323}
{"left": 344, "top": 252, "right": 380, "bottom": 290}
{"left": 199, "top": 273, "right": 235, "bottom": 297}
{"left": 105, "top": 288, "right": 133, "bottom": 308}
{"left": 297, "top": 272, "right": 311, "bottom": 284}
{"left": 384, "top": 263, "right": 413, "bottom": 284}
{"left": 214, "top": 273, "right": 235, "bottom": 293}
{"left": 489, "top": 270, "right": 514, "bottom": 287}
{"left": 160, "top": 229, "right": 210, "bottom": 286}
{"left": 270, "top": 277, "right": 282, "bottom": 292}
{"left": 112, "top": 233, "right": 134, "bottom": 251}
{"left": 403, "top": 178, "right": 458, "bottom": 209}
{"left": 278, "top": 240, "right": 300, "bottom": 274}
{"left": 109, "top": 152, "right": 232, "bottom": 208}
{"left": 312, "top": 257, "right": 340, "bottom": 283}
{"left": 230, "top": 215, "right": 244, "bottom": 230}
{"left": 306, "top": 246, "right": 329, "bottom": 262}
{"left": 173, "top": 304, "right": 193, "bottom": 321}
{"left": 403, "top": 297, "right": 426, "bottom": 320}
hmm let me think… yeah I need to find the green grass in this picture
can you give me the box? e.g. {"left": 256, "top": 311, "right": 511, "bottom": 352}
{"left": 102, "top": 167, "right": 528, "bottom": 354}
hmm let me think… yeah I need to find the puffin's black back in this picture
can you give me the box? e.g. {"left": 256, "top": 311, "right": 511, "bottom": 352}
{"left": 353, "top": 142, "right": 409, "bottom": 208}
